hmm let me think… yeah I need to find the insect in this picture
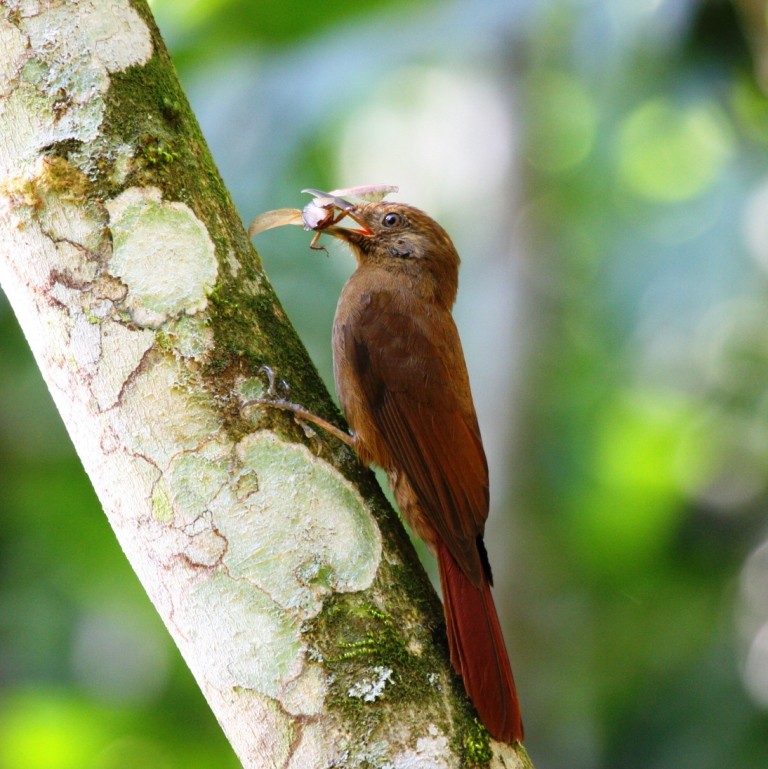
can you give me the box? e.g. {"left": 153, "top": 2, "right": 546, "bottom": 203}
{"left": 248, "top": 184, "right": 398, "bottom": 250}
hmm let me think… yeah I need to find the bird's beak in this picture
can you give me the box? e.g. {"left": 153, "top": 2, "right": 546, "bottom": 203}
{"left": 327, "top": 207, "right": 374, "bottom": 240}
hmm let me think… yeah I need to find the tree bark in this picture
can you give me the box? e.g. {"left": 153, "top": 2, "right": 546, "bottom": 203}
{"left": 0, "top": 2, "right": 533, "bottom": 767}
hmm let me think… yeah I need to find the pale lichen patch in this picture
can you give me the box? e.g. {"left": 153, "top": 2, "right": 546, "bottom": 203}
{"left": 234, "top": 467, "right": 260, "bottom": 502}
{"left": 286, "top": 722, "right": 332, "bottom": 769}
{"left": 93, "top": 322, "right": 154, "bottom": 411}
{"left": 50, "top": 236, "right": 100, "bottom": 292}
{"left": 210, "top": 432, "right": 381, "bottom": 618}
{"left": 182, "top": 525, "right": 228, "bottom": 568}
{"left": 236, "top": 375, "right": 269, "bottom": 403}
{"left": 164, "top": 441, "right": 231, "bottom": 526}
{"left": 0, "top": 18, "right": 27, "bottom": 95}
{"left": 92, "top": 275, "right": 128, "bottom": 305}
{"left": 152, "top": 433, "right": 380, "bottom": 712}
{"left": 75, "top": 1, "right": 153, "bottom": 73}
{"left": 224, "top": 248, "right": 241, "bottom": 277}
{"left": 166, "top": 315, "right": 215, "bottom": 360}
{"left": 392, "top": 728, "right": 452, "bottom": 769}
{"left": 115, "top": 354, "right": 221, "bottom": 467}
{"left": 70, "top": 312, "right": 102, "bottom": 369}
{"left": 280, "top": 663, "right": 327, "bottom": 717}
{"left": 107, "top": 187, "right": 218, "bottom": 328}
{"left": 151, "top": 481, "right": 174, "bottom": 523}
{"left": 0, "top": 83, "right": 65, "bottom": 178}
{"left": 1, "top": 156, "right": 104, "bottom": 272}
{"left": 180, "top": 571, "right": 303, "bottom": 699}
{"left": 69, "top": 136, "right": 135, "bottom": 186}
{"left": 21, "top": 0, "right": 152, "bottom": 81}
{"left": 38, "top": 200, "right": 105, "bottom": 261}
{"left": 106, "top": 142, "right": 135, "bottom": 186}
{"left": 348, "top": 665, "right": 394, "bottom": 702}
{"left": 0, "top": 1, "right": 152, "bottom": 178}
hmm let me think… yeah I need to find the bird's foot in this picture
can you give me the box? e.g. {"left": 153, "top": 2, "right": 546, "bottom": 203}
{"left": 243, "top": 366, "right": 354, "bottom": 449}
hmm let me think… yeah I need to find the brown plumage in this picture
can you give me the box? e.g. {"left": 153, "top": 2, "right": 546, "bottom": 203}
{"left": 326, "top": 201, "right": 523, "bottom": 743}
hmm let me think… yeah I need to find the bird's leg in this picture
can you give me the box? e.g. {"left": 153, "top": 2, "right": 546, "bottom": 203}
{"left": 243, "top": 366, "right": 354, "bottom": 449}
{"left": 308, "top": 231, "right": 328, "bottom": 251}
{"left": 309, "top": 209, "right": 351, "bottom": 251}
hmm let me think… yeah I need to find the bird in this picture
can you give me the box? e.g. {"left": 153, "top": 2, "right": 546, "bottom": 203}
{"left": 319, "top": 199, "right": 524, "bottom": 743}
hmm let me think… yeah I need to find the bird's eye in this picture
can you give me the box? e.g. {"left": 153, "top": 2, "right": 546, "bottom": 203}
{"left": 382, "top": 212, "right": 402, "bottom": 228}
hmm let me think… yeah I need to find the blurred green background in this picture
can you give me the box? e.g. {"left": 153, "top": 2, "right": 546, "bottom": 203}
{"left": 3, "top": 0, "right": 768, "bottom": 767}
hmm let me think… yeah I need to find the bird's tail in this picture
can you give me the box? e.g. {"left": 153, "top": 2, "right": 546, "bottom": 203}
{"left": 437, "top": 542, "right": 524, "bottom": 743}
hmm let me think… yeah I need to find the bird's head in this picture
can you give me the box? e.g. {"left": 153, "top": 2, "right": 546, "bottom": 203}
{"left": 325, "top": 201, "right": 461, "bottom": 308}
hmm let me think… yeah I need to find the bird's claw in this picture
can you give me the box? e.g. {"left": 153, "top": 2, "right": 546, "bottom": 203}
{"left": 242, "top": 366, "right": 355, "bottom": 450}
{"left": 258, "top": 365, "right": 291, "bottom": 402}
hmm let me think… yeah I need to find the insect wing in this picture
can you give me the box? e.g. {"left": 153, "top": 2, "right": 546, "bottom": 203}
{"left": 248, "top": 208, "right": 304, "bottom": 237}
{"left": 329, "top": 184, "right": 399, "bottom": 203}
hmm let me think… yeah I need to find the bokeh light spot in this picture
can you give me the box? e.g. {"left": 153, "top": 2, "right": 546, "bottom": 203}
{"left": 524, "top": 69, "right": 597, "bottom": 174}
{"left": 0, "top": 691, "right": 113, "bottom": 769}
{"left": 568, "top": 391, "right": 690, "bottom": 576}
{"left": 617, "top": 99, "right": 733, "bottom": 201}
{"left": 71, "top": 608, "right": 171, "bottom": 705}
{"left": 339, "top": 66, "right": 513, "bottom": 215}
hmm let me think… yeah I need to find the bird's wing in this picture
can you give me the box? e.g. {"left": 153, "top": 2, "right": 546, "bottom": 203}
{"left": 340, "top": 290, "right": 489, "bottom": 585}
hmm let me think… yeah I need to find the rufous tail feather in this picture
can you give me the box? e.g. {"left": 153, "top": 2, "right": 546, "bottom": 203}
{"left": 437, "top": 542, "right": 523, "bottom": 743}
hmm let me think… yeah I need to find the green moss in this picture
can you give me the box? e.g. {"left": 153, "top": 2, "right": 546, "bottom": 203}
{"left": 139, "top": 134, "right": 180, "bottom": 168}
{"left": 0, "top": 155, "right": 93, "bottom": 215}
{"left": 306, "top": 590, "right": 446, "bottom": 736}
{"left": 328, "top": 605, "right": 409, "bottom": 667}
{"left": 44, "top": 139, "right": 86, "bottom": 162}
{"left": 463, "top": 718, "right": 493, "bottom": 767}
{"left": 37, "top": 156, "right": 91, "bottom": 201}
{"left": 160, "top": 95, "right": 184, "bottom": 125}
{"left": 0, "top": 175, "right": 42, "bottom": 210}
{"left": 99, "top": 18, "right": 225, "bottom": 214}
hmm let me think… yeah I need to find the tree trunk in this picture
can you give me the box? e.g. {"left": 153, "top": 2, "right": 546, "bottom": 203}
{"left": 0, "top": 2, "right": 533, "bottom": 767}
